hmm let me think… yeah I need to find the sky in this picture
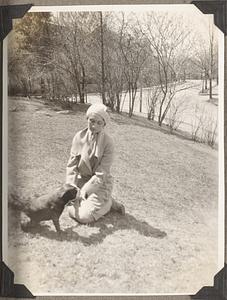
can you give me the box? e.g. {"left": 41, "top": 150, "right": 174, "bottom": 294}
{"left": 29, "top": 4, "right": 216, "bottom": 39}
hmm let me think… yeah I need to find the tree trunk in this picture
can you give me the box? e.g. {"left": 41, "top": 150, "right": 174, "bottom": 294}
{"left": 201, "top": 78, "right": 205, "bottom": 93}
{"left": 79, "top": 67, "right": 86, "bottom": 104}
{"left": 151, "top": 108, "right": 155, "bottom": 120}
{"left": 21, "top": 80, "right": 28, "bottom": 97}
{"left": 41, "top": 77, "right": 45, "bottom": 100}
{"left": 85, "top": 92, "right": 87, "bottom": 103}
{"left": 28, "top": 77, "right": 32, "bottom": 99}
{"left": 139, "top": 87, "right": 142, "bottom": 112}
{"left": 205, "top": 78, "right": 208, "bottom": 90}
{"left": 130, "top": 83, "right": 137, "bottom": 116}
{"left": 128, "top": 84, "right": 132, "bottom": 117}
{"left": 100, "top": 12, "right": 106, "bottom": 105}
{"left": 129, "top": 108, "right": 133, "bottom": 117}
{"left": 51, "top": 73, "right": 55, "bottom": 99}
{"left": 79, "top": 90, "right": 85, "bottom": 103}
{"left": 183, "top": 69, "right": 186, "bottom": 82}
{"left": 158, "top": 93, "right": 167, "bottom": 126}
{"left": 116, "top": 94, "right": 120, "bottom": 113}
{"left": 147, "top": 111, "right": 151, "bottom": 120}
{"left": 209, "top": 78, "right": 212, "bottom": 100}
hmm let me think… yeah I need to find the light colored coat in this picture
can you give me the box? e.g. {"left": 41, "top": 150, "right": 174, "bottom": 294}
{"left": 66, "top": 128, "right": 114, "bottom": 220}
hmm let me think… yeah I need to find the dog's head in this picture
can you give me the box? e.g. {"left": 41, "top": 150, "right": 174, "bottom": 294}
{"left": 60, "top": 184, "right": 78, "bottom": 204}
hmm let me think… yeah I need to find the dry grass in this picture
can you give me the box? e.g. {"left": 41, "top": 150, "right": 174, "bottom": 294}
{"left": 7, "top": 97, "right": 219, "bottom": 295}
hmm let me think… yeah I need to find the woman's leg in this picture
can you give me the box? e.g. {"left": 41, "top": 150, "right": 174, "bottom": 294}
{"left": 68, "top": 193, "right": 112, "bottom": 224}
{"left": 68, "top": 200, "right": 95, "bottom": 224}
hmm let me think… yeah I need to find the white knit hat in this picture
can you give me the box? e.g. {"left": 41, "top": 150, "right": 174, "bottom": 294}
{"left": 86, "top": 103, "right": 110, "bottom": 125}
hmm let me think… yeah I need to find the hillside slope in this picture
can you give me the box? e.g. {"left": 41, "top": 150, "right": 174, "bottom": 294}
{"left": 7, "top": 97, "right": 219, "bottom": 295}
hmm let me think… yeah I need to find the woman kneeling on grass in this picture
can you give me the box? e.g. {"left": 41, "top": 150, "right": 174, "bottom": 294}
{"left": 66, "top": 103, "right": 125, "bottom": 224}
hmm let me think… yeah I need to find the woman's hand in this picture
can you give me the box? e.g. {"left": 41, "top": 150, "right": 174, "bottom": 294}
{"left": 80, "top": 173, "right": 104, "bottom": 198}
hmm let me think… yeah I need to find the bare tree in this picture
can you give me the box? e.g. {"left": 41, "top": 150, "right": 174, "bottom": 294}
{"left": 166, "top": 97, "right": 189, "bottom": 133}
{"left": 104, "top": 43, "right": 126, "bottom": 112}
{"left": 54, "top": 12, "right": 99, "bottom": 103}
{"left": 145, "top": 86, "right": 161, "bottom": 121}
{"left": 99, "top": 13, "right": 126, "bottom": 112}
{"left": 190, "top": 20, "right": 218, "bottom": 99}
{"left": 208, "top": 23, "right": 218, "bottom": 100}
{"left": 139, "top": 12, "right": 192, "bottom": 126}
{"left": 190, "top": 104, "right": 204, "bottom": 142}
{"left": 118, "top": 13, "right": 148, "bottom": 117}
{"left": 200, "top": 113, "right": 218, "bottom": 147}
{"left": 9, "top": 12, "right": 55, "bottom": 98}
{"left": 190, "top": 103, "right": 218, "bottom": 147}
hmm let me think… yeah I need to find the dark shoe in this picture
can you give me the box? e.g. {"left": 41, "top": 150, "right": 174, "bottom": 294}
{"left": 111, "top": 200, "right": 125, "bottom": 215}
{"left": 118, "top": 203, "right": 125, "bottom": 215}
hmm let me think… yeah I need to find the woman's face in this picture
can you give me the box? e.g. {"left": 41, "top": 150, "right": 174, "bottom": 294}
{"left": 87, "top": 113, "right": 105, "bottom": 133}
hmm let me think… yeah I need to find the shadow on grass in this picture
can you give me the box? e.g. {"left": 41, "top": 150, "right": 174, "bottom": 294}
{"left": 26, "top": 211, "right": 167, "bottom": 245}
{"left": 48, "top": 101, "right": 90, "bottom": 113}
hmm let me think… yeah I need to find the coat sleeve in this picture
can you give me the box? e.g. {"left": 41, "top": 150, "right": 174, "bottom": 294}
{"left": 95, "top": 136, "right": 114, "bottom": 175}
{"left": 80, "top": 136, "right": 114, "bottom": 197}
{"left": 65, "top": 134, "right": 80, "bottom": 185}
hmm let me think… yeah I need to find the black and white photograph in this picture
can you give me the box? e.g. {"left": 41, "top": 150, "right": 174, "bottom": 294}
{"left": 5, "top": 4, "right": 224, "bottom": 295}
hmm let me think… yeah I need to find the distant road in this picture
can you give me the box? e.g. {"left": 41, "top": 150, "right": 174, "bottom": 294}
{"left": 86, "top": 80, "right": 218, "bottom": 140}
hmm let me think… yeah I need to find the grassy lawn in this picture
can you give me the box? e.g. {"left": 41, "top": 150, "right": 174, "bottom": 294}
{"left": 7, "top": 96, "right": 219, "bottom": 295}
